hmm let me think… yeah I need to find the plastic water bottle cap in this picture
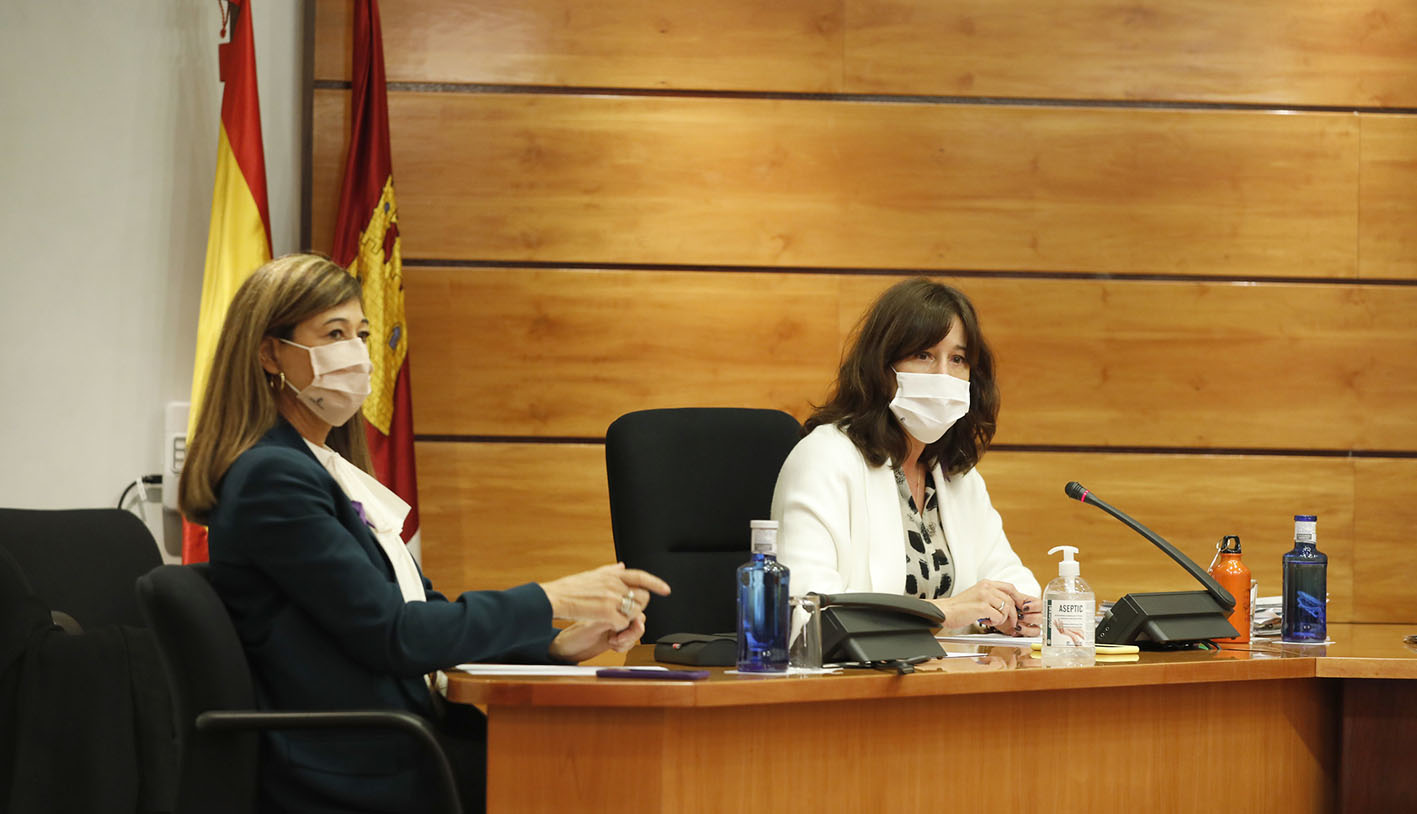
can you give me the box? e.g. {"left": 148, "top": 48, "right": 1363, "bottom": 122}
{"left": 749, "top": 519, "right": 779, "bottom": 555}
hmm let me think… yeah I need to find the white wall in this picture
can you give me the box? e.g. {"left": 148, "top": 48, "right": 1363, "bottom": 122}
{"left": 0, "top": 0, "right": 306, "bottom": 558}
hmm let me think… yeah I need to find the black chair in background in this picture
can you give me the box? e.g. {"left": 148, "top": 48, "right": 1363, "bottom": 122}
{"left": 136, "top": 564, "right": 463, "bottom": 814}
{"left": 0, "top": 507, "right": 161, "bottom": 630}
{"left": 0, "top": 510, "right": 175, "bottom": 814}
{"left": 605, "top": 407, "right": 802, "bottom": 643}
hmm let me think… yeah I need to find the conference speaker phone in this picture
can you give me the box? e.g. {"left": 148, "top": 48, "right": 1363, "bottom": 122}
{"left": 815, "top": 592, "right": 947, "bottom": 671}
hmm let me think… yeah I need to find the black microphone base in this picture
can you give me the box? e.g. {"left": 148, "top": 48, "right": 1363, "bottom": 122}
{"left": 820, "top": 606, "right": 946, "bottom": 664}
{"left": 1096, "top": 590, "right": 1239, "bottom": 647}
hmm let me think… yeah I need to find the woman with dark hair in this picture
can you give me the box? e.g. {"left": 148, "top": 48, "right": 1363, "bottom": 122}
{"left": 771, "top": 277, "right": 1041, "bottom": 636}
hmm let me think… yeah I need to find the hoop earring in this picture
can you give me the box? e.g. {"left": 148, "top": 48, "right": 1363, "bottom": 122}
{"left": 278, "top": 371, "right": 286, "bottom": 391}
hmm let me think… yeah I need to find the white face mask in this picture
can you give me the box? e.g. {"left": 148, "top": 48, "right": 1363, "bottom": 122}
{"left": 888, "top": 370, "right": 971, "bottom": 444}
{"left": 279, "top": 338, "right": 372, "bottom": 427}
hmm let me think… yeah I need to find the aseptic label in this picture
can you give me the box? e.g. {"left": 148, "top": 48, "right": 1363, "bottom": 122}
{"left": 1044, "top": 599, "right": 1095, "bottom": 647}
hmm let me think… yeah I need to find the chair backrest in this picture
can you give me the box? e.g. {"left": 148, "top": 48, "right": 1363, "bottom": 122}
{"left": 605, "top": 408, "right": 802, "bottom": 642}
{"left": 0, "top": 508, "right": 161, "bottom": 629}
{"left": 1, "top": 544, "right": 49, "bottom": 670}
{"left": 136, "top": 563, "right": 259, "bottom": 814}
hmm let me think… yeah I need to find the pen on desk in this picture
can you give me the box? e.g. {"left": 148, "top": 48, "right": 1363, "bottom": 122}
{"left": 596, "top": 668, "right": 709, "bottom": 681}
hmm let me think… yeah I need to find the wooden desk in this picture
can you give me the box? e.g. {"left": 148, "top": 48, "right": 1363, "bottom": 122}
{"left": 447, "top": 624, "right": 1417, "bottom": 813}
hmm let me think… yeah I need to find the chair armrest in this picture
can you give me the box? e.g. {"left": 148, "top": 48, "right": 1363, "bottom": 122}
{"left": 195, "top": 709, "right": 461, "bottom": 814}
{"left": 50, "top": 610, "right": 82, "bottom": 634}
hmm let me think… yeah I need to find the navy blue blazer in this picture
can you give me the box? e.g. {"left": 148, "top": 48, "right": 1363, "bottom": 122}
{"left": 209, "top": 419, "right": 557, "bottom": 813}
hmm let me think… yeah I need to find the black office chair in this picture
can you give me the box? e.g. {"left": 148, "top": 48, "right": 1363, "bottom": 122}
{"left": 1, "top": 522, "right": 176, "bottom": 814}
{"left": 0, "top": 507, "right": 161, "bottom": 630}
{"left": 135, "top": 564, "right": 463, "bottom": 814}
{"left": 605, "top": 407, "right": 803, "bottom": 642}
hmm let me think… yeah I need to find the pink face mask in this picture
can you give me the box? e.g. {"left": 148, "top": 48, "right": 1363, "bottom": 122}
{"left": 279, "top": 338, "right": 372, "bottom": 426}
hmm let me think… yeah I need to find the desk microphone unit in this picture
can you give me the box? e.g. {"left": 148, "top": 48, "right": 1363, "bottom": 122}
{"left": 1065, "top": 481, "right": 1239, "bottom": 647}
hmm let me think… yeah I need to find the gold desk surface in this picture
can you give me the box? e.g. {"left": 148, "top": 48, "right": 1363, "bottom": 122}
{"left": 444, "top": 622, "right": 1417, "bottom": 708}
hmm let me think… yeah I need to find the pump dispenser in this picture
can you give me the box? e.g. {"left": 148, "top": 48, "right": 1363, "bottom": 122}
{"left": 1041, "top": 545, "right": 1095, "bottom": 667}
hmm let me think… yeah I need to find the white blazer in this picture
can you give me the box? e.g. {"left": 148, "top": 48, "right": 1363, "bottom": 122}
{"left": 770, "top": 424, "right": 1041, "bottom": 610}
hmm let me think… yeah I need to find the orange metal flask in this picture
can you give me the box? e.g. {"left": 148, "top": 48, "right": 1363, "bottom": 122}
{"left": 1209, "top": 535, "right": 1251, "bottom": 644}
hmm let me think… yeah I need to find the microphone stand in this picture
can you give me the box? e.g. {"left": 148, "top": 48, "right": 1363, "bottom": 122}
{"left": 1065, "top": 482, "right": 1240, "bottom": 647}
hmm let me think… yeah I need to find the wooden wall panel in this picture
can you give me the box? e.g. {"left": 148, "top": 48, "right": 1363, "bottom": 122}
{"left": 842, "top": 276, "right": 1417, "bottom": 452}
{"left": 979, "top": 452, "right": 1358, "bottom": 623}
{"left": 314, "top": 0, "right": 1417, "bottom": 108}
{"left": 311, "top": 1, "right": 1417, "bottom": 623}
{"left": 309, "top": 91, "right": 1360, "bottom": 276}
{"left": 844, "top": 1, "right": 1417, "bottom": 107}
{"left": 1353, "top": 459, "right": 1417, "bottom": 623}
{"left": 404, "top": 268, "right": 1417, "bottom": 451}
{"left": 417, "top": 442, "right": 1417, "bottom": 623}
{"left": 417, "top": 441, "right": 616, "bottom": 599}
{"left": 404, "top": 267, "right": 840, "bottom": 437}
{"left": 314, "top": 0, "right": 844, "bottom": 92}
{"left": 1360, "top": 115, "right": 1417, "bottom": 279}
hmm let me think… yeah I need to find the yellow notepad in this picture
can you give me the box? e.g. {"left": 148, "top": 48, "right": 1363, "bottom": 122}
{"left": 1029, "top": 642, "right": 1140, "bottom": 655}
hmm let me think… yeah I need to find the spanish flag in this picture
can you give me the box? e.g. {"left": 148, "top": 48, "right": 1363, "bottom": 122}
{"left": 184, "top": 0, "right": 271, "bottom": 563}
{"left": 332, "top": 0, "right": 421, "bottom": 552}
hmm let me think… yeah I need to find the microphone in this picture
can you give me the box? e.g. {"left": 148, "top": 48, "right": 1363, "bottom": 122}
{"left": 1064, "top": 481, "right": 1235, "bottom": 612}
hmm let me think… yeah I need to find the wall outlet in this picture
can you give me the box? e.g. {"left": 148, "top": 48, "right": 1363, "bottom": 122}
{"left": 163, "top": 401, "right": 189, "bottom": 511}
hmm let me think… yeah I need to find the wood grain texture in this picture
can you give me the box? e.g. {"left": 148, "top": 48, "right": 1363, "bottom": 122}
{"left": 403, "top": 267, "right": 840, "bottom": 438}
{"left": 416, "top": 440, "right": 616, "bottom": 599}
{"left": 453, "top": 641, "right": 1335, "bottom": 707}
{"left": 399, "top": 268, "right": 1417, "bottom": 452}
{"left": 314, "top": 0, "right": 1417, "bottom": 108}
{"left": 483, "top": 679, "right": 1335, "bottom": 812}
{"left": 844, "top": 0, "right": 1417, "bottom": 107}
{"left": 841, "top": 276, "right": 1417, "bottom": 452}
{"left": 1360, "top": 115, "right": 1417, "bottom": 280}
{"left": 1316, "top": 622, "right": 1417, "bottom": 669}
{"left": 417, "top": 442, "right": 1417, "bottom": 624}
{"left": 979, "top": 452, "right": 1359, "bottom": 623}
{"left": 1340, "top": 680, "right": 1417, "bottom": 811}
{"left": 309, "top": 90, "right": 1360, "bottom": 276}
{"left": 314, "top": 0, "right": 844, "bottom": 91}
{"left": 1354, "top": 459, "right": 1417, "bottom": 623}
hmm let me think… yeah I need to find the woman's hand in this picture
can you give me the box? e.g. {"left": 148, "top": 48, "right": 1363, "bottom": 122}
{"left": 930, "top": 579, "right": 1038, "bottom": 636}
{"left": 540, "top": 562, "right": 671, "bottom": 632}
{"left": 548, "top": 614, "right": 647, "bottom": 663}
{"left": 1017, "top": 596, "right": 1043, "bottom": 636}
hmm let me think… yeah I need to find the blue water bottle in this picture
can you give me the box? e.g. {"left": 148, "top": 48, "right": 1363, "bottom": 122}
{"left": 1281, "top": 515, "right": 1327, "bottom": 643}
{"left": 737, "top": 520, "right": 790, "bottom": 672}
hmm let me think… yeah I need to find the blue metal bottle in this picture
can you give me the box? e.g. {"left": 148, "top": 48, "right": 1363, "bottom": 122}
{"left": 736, "top": 520, "right": 790, "bottom": 672}
{"left": 1281, "top": 515, "right": 1327, "bottom": 643}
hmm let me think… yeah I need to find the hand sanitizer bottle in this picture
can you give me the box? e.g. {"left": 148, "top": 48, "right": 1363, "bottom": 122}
{"left": 1041, "top": 545, "right": 1095, "bottom": 668}
{"left": 737, "top": 520, "right": 790, "bottom": 672}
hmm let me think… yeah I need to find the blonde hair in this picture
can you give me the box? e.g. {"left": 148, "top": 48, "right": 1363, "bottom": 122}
{"left": 180, "top": 253, "right": 372, "bottom": 523}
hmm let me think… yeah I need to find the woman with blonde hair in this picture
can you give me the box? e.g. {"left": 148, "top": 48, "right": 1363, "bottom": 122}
{"left": 181, "top": 253, "right": 668, "bottom": 813}
{"left": 772, "top": 277, "right": 1040, "bottom": 636}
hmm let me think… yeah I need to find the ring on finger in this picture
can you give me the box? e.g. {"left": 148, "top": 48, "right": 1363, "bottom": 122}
{"left": 619, "top": 591, "right": 636, "bottom": 617}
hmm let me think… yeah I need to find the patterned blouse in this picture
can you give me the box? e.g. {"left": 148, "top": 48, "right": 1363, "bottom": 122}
{"left": 893, "top": 467, "right": 956, "bottom": 600}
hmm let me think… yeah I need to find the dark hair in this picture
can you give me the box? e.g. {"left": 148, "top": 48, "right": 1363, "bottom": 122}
{"left": 805, "top": 277, "right": 999, "bottom": 476}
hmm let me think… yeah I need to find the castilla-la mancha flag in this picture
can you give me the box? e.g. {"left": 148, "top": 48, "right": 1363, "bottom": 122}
{"left": 332, "top": 0, "right": 421, "bottom": 554}
{"left": 184, "top": 0, "right": 272, "bottom": 564}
